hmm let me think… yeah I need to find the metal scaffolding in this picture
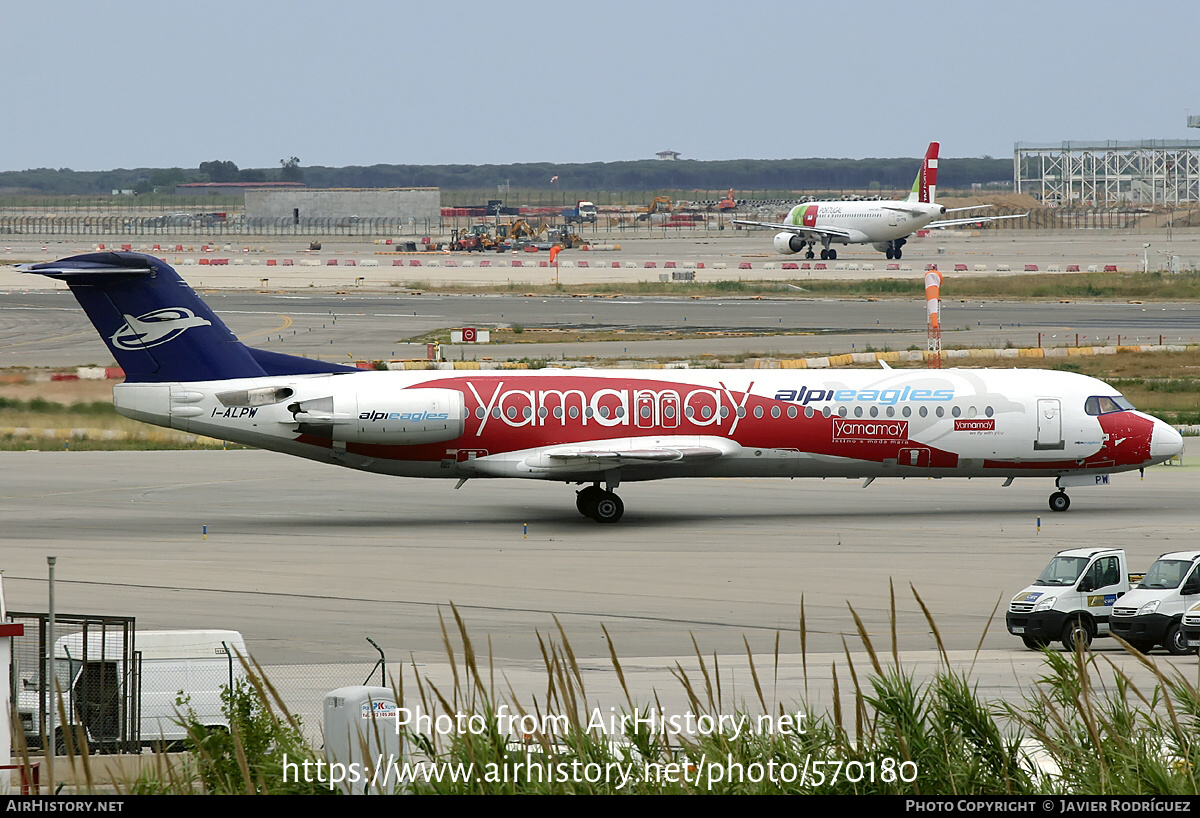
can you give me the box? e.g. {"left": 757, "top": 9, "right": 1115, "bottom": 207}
{"left": 1014, "top": 140, "right": 1200, "bottom": 205}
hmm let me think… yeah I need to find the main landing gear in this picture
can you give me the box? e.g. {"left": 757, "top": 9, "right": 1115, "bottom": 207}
{"left": 884, "top": 239, "right": 906, "bottom": 260}
{"left": 576, "top": 484, "right": 624, "bottom": 523}
{"left": 804, "top": 241, "right": 837, "bottom": 260}
{"left": 1048, "top": 491, "right": 1071, "bottom": 512}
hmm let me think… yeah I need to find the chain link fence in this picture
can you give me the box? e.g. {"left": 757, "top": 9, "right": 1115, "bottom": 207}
{"left": 7, "top": 613, "right": 382, "bottom": 754}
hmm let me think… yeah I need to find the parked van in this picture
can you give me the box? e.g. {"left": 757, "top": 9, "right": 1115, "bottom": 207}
{"left": 1109, "top": 551, "right": 1200, "bottom": 655}
{"left": 18, "top": 629, "right": 246, "bottom": 751}
{"left": 1007, "top": 547, "right": 1142, "bottom": 651}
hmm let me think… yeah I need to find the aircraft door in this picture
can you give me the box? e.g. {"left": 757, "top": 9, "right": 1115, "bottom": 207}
{"left": 634, "top": 390, "right": 680, "bottom": 429}
{"left": 661, "top": 393, "right": 680, "bottom": 428}
{"left": 1035, "top": 399, "right": 1064, "bottom": 450}
{"left": 634, "top": 392, "right": 656, "bottom": 428}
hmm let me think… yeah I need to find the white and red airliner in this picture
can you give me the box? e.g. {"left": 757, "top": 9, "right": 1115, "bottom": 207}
{"left": 20, "top": 253, "right": 1182, "bottom": 523}
{"left": 734, "top": 142, "right": 1025, "bottom": 260}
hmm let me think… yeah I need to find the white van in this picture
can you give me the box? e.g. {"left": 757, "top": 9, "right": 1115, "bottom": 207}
{"left": 1109, "top": 551, "right": 1200, "bottom": 655}
{"left": 19, "top": 629, "right": 247, "bottom": 751}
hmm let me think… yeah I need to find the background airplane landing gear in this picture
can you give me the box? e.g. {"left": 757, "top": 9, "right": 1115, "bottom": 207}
{"left": 1049, "top": 491, "right": 1071, "bottom": 512}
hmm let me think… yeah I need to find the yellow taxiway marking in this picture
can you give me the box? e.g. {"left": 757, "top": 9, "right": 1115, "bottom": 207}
{"left": 239, "top": 313, "right": 293, "bottom": 340}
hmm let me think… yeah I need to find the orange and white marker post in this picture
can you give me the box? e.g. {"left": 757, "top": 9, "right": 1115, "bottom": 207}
{"left": 925, "top": 268, "right": 943, "bottom": 369}
{"left": 550, "top": 245, "right": 562, "bottom": 285}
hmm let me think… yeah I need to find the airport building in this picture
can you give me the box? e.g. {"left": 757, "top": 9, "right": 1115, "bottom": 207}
{"left": 1014, "top": 140, "right": 1200, "bottom": 205}
{"left": 244, "top": 187, "right": 440, "bottom": 223}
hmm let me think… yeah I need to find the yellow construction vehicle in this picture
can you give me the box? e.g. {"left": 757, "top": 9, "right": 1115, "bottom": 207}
{"left": 549, "top": 225, "right": 585, "bottom": 249}
{"left": 637, "top": 196, "right": 675, "bottom": 221}
{"left": 496, "top": 219, "right": 545, "bottom": 242}
{"left": 451, "top": 224, "right": 500, "bottom": 252}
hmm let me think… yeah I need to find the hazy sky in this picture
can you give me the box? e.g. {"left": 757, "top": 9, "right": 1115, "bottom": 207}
{"left": 5, "top": 0, "right": 1198, "bottom": 171}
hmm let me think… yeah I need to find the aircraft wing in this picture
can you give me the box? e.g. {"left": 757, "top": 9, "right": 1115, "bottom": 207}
{"left": 517, "top": 436, "right": 741, "bottom": 475}
{"left": 731, "top": 219, "right": 854, "bottom": 240}
{"left": 544, "top": 445, "right": 727, "bottom": 464}
{"left": 926, "top": 213, "right": 1028, "bottom": 229}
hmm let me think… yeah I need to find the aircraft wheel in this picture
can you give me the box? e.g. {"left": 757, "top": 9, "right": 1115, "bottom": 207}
{"left": 805, "top": 250, "right": 814, "bottom": 259}
{"left": 885, "top": 248, "right": 894, "bottom": 259}
{"left": 591, "top": 491, "right": 624, "bottom": 524}
{"left": 894, "top": 248, "right": 902, "bottom": 259}
{"left": 828, "top": 249, "right": 837, "bottom": 260}
{"left": 1164, "top": 623, "right": 1195, "bottom": 656}
{"left": 576, "top": 486, "right": 603, "bottom": 518}
{"left": 1049, "top": 491, "right": 1070, "bottom": 513}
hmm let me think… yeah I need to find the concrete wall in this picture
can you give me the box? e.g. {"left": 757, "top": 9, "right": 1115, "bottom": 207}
{"left": 245, "top": 188, "right": 440, "bottom": 221}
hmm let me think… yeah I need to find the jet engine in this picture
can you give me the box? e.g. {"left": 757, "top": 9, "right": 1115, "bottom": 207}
{"left": 772, "top": 232, "right": 807, "bottom": 255}
{"left": 290, "top": 387, "right": 465, "bottom": 445}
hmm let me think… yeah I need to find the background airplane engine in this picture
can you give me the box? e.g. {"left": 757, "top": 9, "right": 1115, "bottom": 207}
{"left": 873, "top": 242, "right": 891, "bottom": 253}
{"left": 772, "top": 232, "right": 807, "bottom": 254}
{"left": 349, "top": 387, "right": 465, "bottom": 444}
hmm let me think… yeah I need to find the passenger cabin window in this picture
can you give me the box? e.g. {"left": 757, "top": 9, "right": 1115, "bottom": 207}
{"left": 1085, "top": 395, "right": 1134, "bottom": 416}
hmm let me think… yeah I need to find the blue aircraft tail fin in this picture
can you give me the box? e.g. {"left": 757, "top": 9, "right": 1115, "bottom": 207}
{"left": 19, "top": 252, "right": 353, "bottom": 382}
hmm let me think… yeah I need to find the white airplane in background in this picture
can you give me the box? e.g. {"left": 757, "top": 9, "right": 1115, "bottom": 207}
{"left": 19, "top": 253, "right": 1181, "bottom": 523}
{"left": 734, "top": 142, "right": 1026, "bottom": 260}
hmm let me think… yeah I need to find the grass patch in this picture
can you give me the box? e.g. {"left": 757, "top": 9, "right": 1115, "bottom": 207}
{"left": 33, "top": 594, "right": 1200, "bottom": 794}
{"left": 0, "top": 437, "right": 243, "bottom": 451}
{"left": 0, "top": 396, "right": 242, "bottom": 449}
{"left": 386, "top": 271, "right": 1200, "bottom": 301}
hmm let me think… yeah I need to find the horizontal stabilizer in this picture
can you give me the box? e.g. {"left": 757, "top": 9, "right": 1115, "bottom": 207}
{"left": 18, "top": 256, "right": 154, "bottom": 278}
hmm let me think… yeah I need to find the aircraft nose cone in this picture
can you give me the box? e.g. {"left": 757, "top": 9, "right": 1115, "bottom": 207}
{"left": 1151, "top": 422, "right": 1184, "bottom": 460}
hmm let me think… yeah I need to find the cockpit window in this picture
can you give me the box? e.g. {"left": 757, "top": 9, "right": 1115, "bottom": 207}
{"left": 1085, "top": 395, "right": 1135, "bottom": 416}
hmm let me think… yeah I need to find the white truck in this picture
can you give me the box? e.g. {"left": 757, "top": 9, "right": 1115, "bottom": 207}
{"left": 17, "top": 629, "right": 247, "bottom": 751}
{"left": 1109, "top": 551, "right": 1200, "bottom": 655}
{"left": 1007, "top": 547, "right": 1141, "bottom": 651}
{"left": 562, "top": 201, "right": 598, "bottom": 225}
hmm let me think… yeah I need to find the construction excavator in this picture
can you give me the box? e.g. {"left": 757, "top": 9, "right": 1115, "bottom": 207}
{"left": 636, "top": 196, "right": 675, "bottom": 221}
{"left": 497, "top": 219, "right": 545, "bottom": 242}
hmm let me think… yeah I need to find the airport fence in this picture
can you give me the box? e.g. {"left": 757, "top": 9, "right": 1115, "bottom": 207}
{"left": 0, "top": 216, "right": 442, "bottom": 238}
{"left": 1, "top": 208, "right": 1190, "bottom": 241}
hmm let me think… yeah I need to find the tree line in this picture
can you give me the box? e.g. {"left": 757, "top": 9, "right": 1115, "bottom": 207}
{"left": 0, "top": 156, "right": 1011, "bottom": 196}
